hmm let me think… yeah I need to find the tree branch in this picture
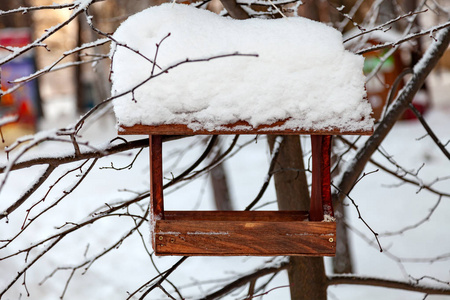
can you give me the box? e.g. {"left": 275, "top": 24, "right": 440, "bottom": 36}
{"left": 356, "top": 20, "right": 450, "bottom": 55}
{"left": 220, "top": 0, "right": 250, "bottom": 19}
{"left": 336, "top": 22, "right": 450, "bottom": 201}
{"left": 1, "top": 165, "right": 56, "bottom": 220}
{"left": 408, "top": 103, "right": 450, "bottom": 160}
{"left": 0, "top": 137, "right": 181, "bottom": 173}
{"left": 328, "top": 275, "right": 450, "bottom": 295}
{"left": 200, "top": 263, "right": 289, "bottom": 300}
{"left": 336, "top": 136, "right": 450, "bottom": 198}
{"left": 138, "top": 257, "right": 188, "bottom": 300}
{"left": 245, "top": 136, "right": 284, "bottom": 211}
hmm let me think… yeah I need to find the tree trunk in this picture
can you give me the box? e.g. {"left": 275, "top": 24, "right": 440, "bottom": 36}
{"left": 210, "top": 161, "right": 233, "bottom": 210}
{"left": 268, "top": 135, "right": 327, "bottom": 300}
{"left": 333, "top": 199, "right": 354, "bottom": 274}
{"left": 210, "top": 138, "right": 233, "bottom": 211}
{"left": 331, "top": 141, "right": 354, "bottom": 274}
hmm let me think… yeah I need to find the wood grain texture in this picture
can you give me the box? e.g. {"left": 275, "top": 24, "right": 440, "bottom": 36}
{"left": 310, "top": 135, "right": 333, "bottom": 221}
{"left": 164, "top": 210, "right": 309, "bottom": 221}
{"left": 119, "top": 120, "right": 373, "bottom": 136}
{"left": 310, "top": 136, "right": 324, "bottom": 221}
{"left": 154, "top": 218, "right": 336, "bottom": 256}
{"left": 321, "top": 135, "right": 333, "bottom": 217}
{"left": 150, "top": 135, "right": 164, "bottom": 223}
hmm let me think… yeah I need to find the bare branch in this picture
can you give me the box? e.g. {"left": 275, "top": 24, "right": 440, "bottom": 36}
{"left": 0, "top": 136, "right": 179, "bottom": 174}
{"left": 245, "top": 136, "right": 284, "bottom": 210}
{"left": 163, "top": 135, "right": 218, "bottom": 189}
{"left": 0, "top": 1, "right": 93, "bottom": 66}
{"left": 1, "top": 165, "right": 56, "bottom": 222}
{"left": 332, "top": 183, "right": 383, "bottom": 252}
{"left": 200, "top": 263, "right": 289, "bottom": 300}
{"left": 344, "top": 9, "right": 428, "bottom": 43}
{"left": 408, "top": 104, "right": 450, "bottom": 160}
{"left": 0, "top": 3, "right": 77, "bottom": 17}
{"left": 8, "top": 38, "right": 109, "bottom": 85}
{"left": 328, "top": 276, "right": 450, "bottom": 295}
{"left": 220, "top": 0, "right": 250, "bottom": 19}
{"left": 357, "top": 20, "right": 450, "bottom": 55}
{"left": 337, "top": 22, "right": 450, "bottom": 201}
{"left": 379, "top": 196, "right": 442, "bottom": 237}
{"left": 336, "top": 136, "right": 450, "bottom": 198}
{"left": 137, "top": 257, "right": 188, "bottom": 300}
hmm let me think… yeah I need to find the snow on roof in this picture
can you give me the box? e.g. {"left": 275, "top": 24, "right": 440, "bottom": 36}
{"left": 110, "top": 3, "right": 373, "bottom": 134}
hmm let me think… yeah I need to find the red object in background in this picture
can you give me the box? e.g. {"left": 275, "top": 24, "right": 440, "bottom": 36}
{"left": 363, "top": 37, "right": 430, "bottom": 121}
{"left": 0, "top": 28, "right": 31, "bottom": 47}
{"left": 0, "top": 28, "right": 41, "bottom": 129}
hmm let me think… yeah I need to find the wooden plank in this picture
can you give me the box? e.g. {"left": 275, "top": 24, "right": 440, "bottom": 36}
{"left": 321, "top": 136, "right": 334, "bottom": 217}
{"left": 310, "top": 135, "right": 333, "bottom": 221}
{"left": 164, "top": 211, "right": 309, "bottom": 222}
{"left": 150, "top": 135, "right": 164, "bottom": 223}
{"left": 119, "top": 121, "right": 373, "bottom": 136}
{"left": 154, "top": 220, "right": 336, "bottom": 256}
{"left": 310, "top": 136, "right": 324, "bottom": 221}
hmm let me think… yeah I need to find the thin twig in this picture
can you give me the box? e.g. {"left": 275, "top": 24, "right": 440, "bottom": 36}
{"left": 138, "top": 257, "right": 188, "bottom": 300}
{"left": 328, "top": 275, "right": 450, "bottom": 295}
{"left": 409, "top": 104, "right": 450, "bottom": 160}
{"left": 379, "top": 196, "right": 442, "bottom": 237}
{"left": 333, "top": 183, "right": 383, "bottom": 252}
{"left": 200, "top": 263, "right": 288, "bottom": 300}
{"left": 245, "top": 136, "right": 284, "bottom": 211}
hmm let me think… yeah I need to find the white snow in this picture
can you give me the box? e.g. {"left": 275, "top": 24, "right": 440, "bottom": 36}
{"left": 110, "top": 3, "right": 373, "bottom": 133}
{"left": 0, "top": 115, "right": 18, "bottom": 127}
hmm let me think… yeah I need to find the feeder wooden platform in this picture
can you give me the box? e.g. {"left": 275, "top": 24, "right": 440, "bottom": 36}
{"left": 119, "top": 119, "right": 372, "bottom": 256}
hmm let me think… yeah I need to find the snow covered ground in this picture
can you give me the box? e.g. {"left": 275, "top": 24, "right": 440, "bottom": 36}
{"left": 1, "top": 96, "right": 450, "bottom": 299}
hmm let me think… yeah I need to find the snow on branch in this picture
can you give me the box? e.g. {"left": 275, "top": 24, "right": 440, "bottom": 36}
{"left": 336, "top": 21, "right": 450, "bottom": 201}
{"left": 356, "top": 20, "right": 450, "bottom": 55}
{"left": 9, "top": 38, "right": 109, "bottom": 85}
{"left": 0, "top": 0, "right": 95, "bottom": 66}
{"left": 328, "top": 275, "right": 450, "bottom": 296}
{"left": 0, "top": 2, "right": 77, "bottom": 17}
{"left": 343, "top": 9, "right": 428, "bottom": 43}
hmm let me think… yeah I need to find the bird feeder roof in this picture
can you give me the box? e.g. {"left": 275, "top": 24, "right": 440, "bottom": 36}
{"left": 111, "top": 4, "right": 373, "bottom": 136}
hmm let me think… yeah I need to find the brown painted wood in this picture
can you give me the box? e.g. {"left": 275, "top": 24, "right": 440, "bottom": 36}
{"left": 119, "top": 121, "right": 373, "bottom": 136}
{"left": 140, "top": 118, "right": 347, "bottom": 256}
{"left": 154, "top": 219, "right": 336, "bottom": 256}
{"left": 310, "top": 135, "right": 323, "bottom": 221}
{"left": 310, "top": 135, "right": 333, "bottom": 221}
{"left": 164, "top": 211, "right": 309, "bottom": 221}
{"left": 150, "top": 135, "right": 164, "bottom": 223}
{"left": 321, "top": 135, "right": 334, "bottom": 217}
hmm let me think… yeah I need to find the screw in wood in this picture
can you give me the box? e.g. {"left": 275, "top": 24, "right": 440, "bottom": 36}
{"left": 329, "top": 238, "right": 334, "bottom": 243}
{"left": 158, "top": 236, "right": 163, "bottom": 241}
{"left": 170, "top": 238, "right": 175, "bottom": 243}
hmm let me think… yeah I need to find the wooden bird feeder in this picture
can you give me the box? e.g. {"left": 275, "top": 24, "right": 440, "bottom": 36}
{"left": 119, "top": 122, "right": 372, "bottom": 256}
{"left": 112, "top": 3, "right": 374, "bottom": 256}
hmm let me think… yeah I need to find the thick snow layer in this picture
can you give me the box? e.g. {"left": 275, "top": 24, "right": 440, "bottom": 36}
{"left": 110, "top": 3, "right": 373, "bottom": 132}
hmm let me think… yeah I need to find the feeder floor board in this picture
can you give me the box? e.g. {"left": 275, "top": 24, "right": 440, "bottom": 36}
{"left": 119, "top": 120, "right": 373, "bottom": 136}
{"left": 153, "top": 211, "right": 336, "bottom": 256}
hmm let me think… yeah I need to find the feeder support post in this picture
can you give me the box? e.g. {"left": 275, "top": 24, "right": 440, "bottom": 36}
{"left": 150, "top": 135, "right": 164, "bottom": 222}
{"left": 310, "top": 135, "right": 333, "bottom": 221}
